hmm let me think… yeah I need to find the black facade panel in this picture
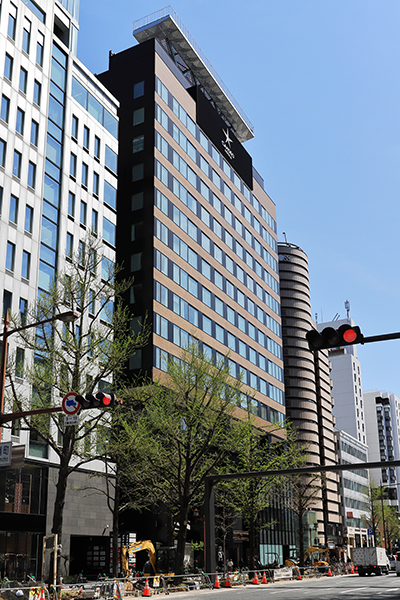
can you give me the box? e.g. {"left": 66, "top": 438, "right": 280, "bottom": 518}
{"left": 97, "top": 40, "right": 157, "bottom": 378}
{"left": 189, "top": 86, "right": 253, "bottom": 189}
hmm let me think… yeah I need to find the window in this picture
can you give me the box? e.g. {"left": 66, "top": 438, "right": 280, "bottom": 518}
{"left": 15, "top": 347, "right": 25, "bottom": 378}
{"left": 13, "top": 151, "right": 21, "bottom": 178}
{"left": 9, "top": 195, "right": 18, "bottom": 223}
{"left": 0, "top": 139, "right": 6, "bottom": 167}
{"left": 19, "top": 67, "right": 28, "bottom": 93}
{"left": 4, "top": 54, "right": 13, "bottom": 81}
{"left": 94, "top": 136, "right": 100, "bottom": 159}
{"left": 83, "top": 125, "right": 89, "bottom": 150}
{"left": 6, "top": 242, "right": 15, "bottom": 271}
{"left": 105, "top": 145, "right": 117, "bottom": 173}
{"left": 93, "top": 172, "right": 99, "bottom": 196}
{"left": 8, "top": 3, "right": 17, "bottom": 40}
{"left": 104, "top": 181, "right": 117, "bottom": 210}
{"left": 68, "top": 192, "right": 75, "bottom": 218}
{"left": 132, "top": 135, "right": 144, "bottom": 153}
{"left": 28, "top": 161, "right": 36, "bottom": 188}
{"left": 92, "top": 209, "right": 98, "bottom": 234}
{"left": 0, "top": 186, "right": 3, "bottom": 213}
{"left": 25, "top": 205, "right": 33, "bottom": 232}
{"left": 3, "top": 290, "right": 12, "bottom": 318}
{"left": 30, "top": 120, "right": 38, "bottom": 146}
{"left": 21, "top": 251, "right": 31, "bottom": 279}
{"left": 133, "top": 107, "right": 144, "bottom": 125}
{"left": 71, "top": 115, "right": 78, "bottom": 139}
{"left": 33, "top": 80, "right": 41, "bottom": 105}
{"left": 66, "top": 232, "right": 73, "bottom": 258}
{"left": 133, "top": 81, "right": 145, "bottom": 98}
{"left": 1, "top": 96, "right": 10, "bottom": 123}
{"left": 36, "top": 32, "right": 44, "bottom": 67}
{"left": 22, "top": 18, "right": 31, "bottom": 53}
{"left": 103, "top": 217, "right": 115, "bottom": 246}
{"left": 70, "top": 153, "right": 77, "bottom": 177}
{"left": 16, "top": 108, "right": 25, "bottom": 135}
{"left": 82, "top": 162, "right": 88, "bottom": 187}
{"left": 80, "top": 201, "right": 87, "bottom": 226}
{"left": 132, "top": 164, "right": 144, "bottom": 181}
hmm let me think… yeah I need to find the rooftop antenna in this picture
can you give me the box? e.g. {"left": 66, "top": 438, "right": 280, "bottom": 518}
{"left": 282, "top": 232, "right": 287, "bottom": 243}
{"left": 345, "top": 300, "right": 350, "bottom": 319}
{"left": 315, "top": 312, "right": 318, "bottom": 324}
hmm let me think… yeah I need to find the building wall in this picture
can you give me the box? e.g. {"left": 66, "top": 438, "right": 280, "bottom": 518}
{"left": 0, "top": 0, "right": 119, "bottom": 579}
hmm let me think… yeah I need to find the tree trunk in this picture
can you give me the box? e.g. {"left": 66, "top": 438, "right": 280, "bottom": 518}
{"left": 51, "top": 427, "right": 74, "bottom": 538}
{"left": 175, "top": 502, "right": 189, "bottom": 575}
{"left": 112, "top": 481, "right": 119, "bottom": 577}
{"left": 298, "top": 512, "right": 305, "bottom": 567}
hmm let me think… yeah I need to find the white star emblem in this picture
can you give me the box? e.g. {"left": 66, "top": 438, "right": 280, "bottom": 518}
{"left": 222, "top": 128, "right": 233, "bottom": 148}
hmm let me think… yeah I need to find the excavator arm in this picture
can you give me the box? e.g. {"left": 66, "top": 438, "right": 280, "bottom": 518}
{"left": 121, "top": 540, "right": 157, "bottom": 577}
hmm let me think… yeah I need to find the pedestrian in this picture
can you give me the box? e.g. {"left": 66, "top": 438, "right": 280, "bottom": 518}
{"left": 227, "top": 558, "right": 233, "bottom": 572}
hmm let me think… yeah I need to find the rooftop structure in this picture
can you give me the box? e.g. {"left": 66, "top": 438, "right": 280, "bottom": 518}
{"left": 133, "top": 6, "right": 254, "bottom": 143}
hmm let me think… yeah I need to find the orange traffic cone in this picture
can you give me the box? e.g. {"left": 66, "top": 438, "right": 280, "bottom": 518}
{"left": 355, "top": 566, "right": 358, "bottom": 573}
{"left": 350, "top": 565, "right": 354, "bottom": 574}
{"left": 143, "top": 579, "right": 150, "bottom": 597}
{"left": 214, "top": 574, "right": 220, "bottom": 589}
{"left": 40, "top": 588, "right": 46, "bottom": 600}
{"left": 225, "top": 575, "right": 231, "bottom": 588}
{"left": 261, "top": 571, "right": 267, "bottom": 584}
{"left": 253, "top": 571, "right": 259, "bottom": 584}
{"left": 327, "top": 566, "right": 333, "bottom": 577}
{"left": 344, "top": 565, "right": 348, "bottom": 574}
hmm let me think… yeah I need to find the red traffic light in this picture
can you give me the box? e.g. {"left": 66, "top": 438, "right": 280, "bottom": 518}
{"left": 75, "top": 392, "right": 120, "bottom": 410}
{"left": 306, "top": 324, "right": 364, "bottom": 351}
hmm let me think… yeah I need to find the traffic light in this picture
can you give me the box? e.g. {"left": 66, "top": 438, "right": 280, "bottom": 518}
{"left": 75, "top": 392, "right": 119, "bottom": 410}
{"left": 306, "top": 324, "right": 364, "bottom": 351}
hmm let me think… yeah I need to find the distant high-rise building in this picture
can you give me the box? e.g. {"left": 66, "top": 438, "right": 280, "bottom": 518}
{"left": 364, "top": 391, "right": 400, "bottom": 511}
{"left": 278, "top": 242, "right": 342, "bottom": 548}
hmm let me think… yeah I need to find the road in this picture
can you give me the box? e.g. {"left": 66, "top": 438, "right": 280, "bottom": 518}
{"left": 173, "top": 573, "right": 400, "bottom": 600}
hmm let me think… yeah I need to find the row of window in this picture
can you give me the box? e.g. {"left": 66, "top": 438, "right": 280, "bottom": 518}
{"left": 155, "top": 75, "right": 277, "bottom": 234}
{"left": 342, "top": 478, "right": 367, "bottom": 494}
{"left": 5, "top": 241, "right": 31, "bottom": 280}
{"left": 155, "top": 106, "right": 277, "bottom": 255}
{"left": 344, "top": 497, "right": 368, "bottom": 512}
{"left": 155, "top": 282, "right": 283, "bottom": 381}
{"left": 66, "top": 212, "right": 115, "bottom": 252}
{"left": 6, "top": 3, "right": 45, "bottom": 63}
{"left": 3, "top": 52, "right": 42, "bottom": 104}
{"left": 340, "top": 441, "right": 367, "bottom": 462}
{"left": 154, "top": 345, "right": 285, "bottom": 421}
{"left": 69, "top": 152, "right": 117, "bottom": 209}
{"left": 0, "top": 136, "right": 36, "bottom": 188}
{"left": 155, "top": 159, "right": 279, "bottom": 283}
{"left": 155, "top": 188, "right": 279, "bottom": 296}
{"left": 341, "top": 460, "right": 368, "bottom": 479}
{"left": 71, "top": 75, "right": 118, "bottom": 139}
{"left": 71, "top": 113, "right": 118, "bottom": 174}
{"left": 154, "top": 206, "right": 280, "bottom": 320}
{"left": 154, "top": 250, "right": 282, "bottom": 360}
{"left": 0, "top": 186, "right": 34, "bottom": 230}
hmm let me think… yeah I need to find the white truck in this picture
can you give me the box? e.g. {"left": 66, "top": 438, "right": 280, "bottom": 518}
{"left": 352, "top": 547, "right": 390, "bottom": 576}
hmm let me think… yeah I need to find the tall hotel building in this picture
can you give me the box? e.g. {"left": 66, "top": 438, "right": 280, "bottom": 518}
{"left": 0, "top": 0, "right": 117, "bottom": 580}
{"left": 98, "top": 8, "right": 291, "bottom": 564}
{"left": 98, "top": 8, "right": 285, "bottom": 432}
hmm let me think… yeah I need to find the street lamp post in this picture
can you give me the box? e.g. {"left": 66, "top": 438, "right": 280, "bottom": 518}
{"left": 0, "top": 309, "right": 78, "bottom": 437}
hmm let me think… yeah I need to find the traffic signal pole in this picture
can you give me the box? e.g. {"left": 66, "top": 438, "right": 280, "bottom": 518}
{"left": 362, "top": 331, "right": 400, "bottom": 345}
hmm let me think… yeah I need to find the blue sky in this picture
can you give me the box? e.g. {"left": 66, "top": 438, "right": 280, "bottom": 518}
{"left": 78, "top": 1, "right": 400, "bottom": 396}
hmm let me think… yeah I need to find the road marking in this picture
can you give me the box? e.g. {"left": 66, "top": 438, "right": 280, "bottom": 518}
{"left": 340, "top": 588, "right": 367, "bottom": 594}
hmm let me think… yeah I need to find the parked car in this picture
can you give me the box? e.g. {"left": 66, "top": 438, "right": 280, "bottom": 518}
{"left": 388, "top": 554, "right": 396, "bottom": 571}
{"left": 396, "top": 552, "right": 400, "bottom": 576}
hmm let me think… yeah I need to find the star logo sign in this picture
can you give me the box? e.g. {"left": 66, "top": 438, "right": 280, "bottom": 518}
{"left": 222, "top": 128, "right": 233, "bottom": 148}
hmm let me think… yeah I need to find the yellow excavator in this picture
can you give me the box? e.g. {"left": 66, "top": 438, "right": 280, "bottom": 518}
{"left": 121, "top": 540, "right": 176, "bottom": 577}
{"left": 285, "top": 546, "right": 330, "bottom": 568}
